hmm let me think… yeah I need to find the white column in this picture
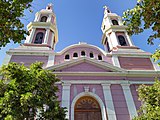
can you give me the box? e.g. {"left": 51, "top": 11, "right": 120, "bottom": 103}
{"left": 50, "top": 32, "right": 55, "bottom": 49}
{"left": 62, "top": 83, "right": 71, "bottom": 119}
{"left": 110, "top": 32, "right": 119, "bottom": 47}
{"left": 112, "top": 55, "right": 121, "bottom": 67}
{"left": 27, "top": 28, "right": 36, "bottom": 43}
{"left": 47, "top": 14, "right": 52, "bottom": 22}
{"left": 125, "top": 32, "right": 134, "bottom": 46}
{"left": 43, "top": 28, "right": 50, "bottom": 44}
{"left": 46, "top": 54, "right": 54, "bottom": 67}
{"left": 102, "top": 84, "right": 117, "bottom": 120}
{"left": 106, "top": 17, "right": 112, "bottom": 25}
{"left": 121, "top": 84, "right": 138, "bottom": 119}
{"left": 118, "top": 17, "right": 123, "bottom": 26}
{"left": 107, "top": 34, "right": 113, "bottom": 49}
{"left": 34, "top": 12, "right": 41, "bottom": 22}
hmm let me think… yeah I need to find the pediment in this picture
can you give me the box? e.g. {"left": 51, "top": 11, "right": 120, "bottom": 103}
{"left": 47, "top": 57, "right": 126, "bottom": 72}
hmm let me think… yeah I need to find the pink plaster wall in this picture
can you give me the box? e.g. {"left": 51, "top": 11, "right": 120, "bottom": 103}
{"left": 111, "top": 84, "right": 130, "bottom": 120}
{"left": 32, "top": 28, "right": 46, "bottom": 43}
{"left": 126, "top": 77, "right": 155, "bottom": 81}
{"left": 61, "top": 62, "right": 110, "bottom": 72}
{"left": 54, "top": 46, "right": 112, "bottom": 65}
{"left": 130, "top": 84, "right": 141, "bottom": 111}
{"left": 51, "top": 16, "right": 54, "bottom": 24}
{"left": 10, "top": 55, "right": 48, "bottom": 67}
{"left": 119, "top": 57, "right": 154, "bottom": 70}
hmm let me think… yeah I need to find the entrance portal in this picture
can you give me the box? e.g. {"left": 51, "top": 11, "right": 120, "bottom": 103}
{"left": 74, "top": 96, "right": 102, "bottom": 120}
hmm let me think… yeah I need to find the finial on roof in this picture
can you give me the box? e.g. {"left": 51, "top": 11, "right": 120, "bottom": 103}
{"left": 46, "top": 3, "right": 53, "bottom": 11}
{"left": 103, "top": 5, "right": 111, "bottom": 14}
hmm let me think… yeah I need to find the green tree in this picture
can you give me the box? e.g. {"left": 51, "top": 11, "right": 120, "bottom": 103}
{"left": 123, "top": 0, "right": 160, "bottom": 64}
{"left": 0, "top": 62, "right": 67, "bottom": 120}
{"left": 133, "top": 79, "right": 160, "bottom": 120}
{"left": 0, "top": 0, "right": 33, "bottom": 48}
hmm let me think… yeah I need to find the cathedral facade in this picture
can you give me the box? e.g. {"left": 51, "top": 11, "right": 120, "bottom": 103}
{"left": 3, "top": 4, "right": 160, "bottom": 120}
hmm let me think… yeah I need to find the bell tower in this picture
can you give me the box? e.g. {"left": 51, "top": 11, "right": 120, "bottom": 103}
{"left": 3, "top": 4, "right": 58, "bottom": 68}
{"left": 24, "top": 3, "right": 58, "bottom": 50}
{"left": 101, "top": 6, "right": 134, "bottom": 53}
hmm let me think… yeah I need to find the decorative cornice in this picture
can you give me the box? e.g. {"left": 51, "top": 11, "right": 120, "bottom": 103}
{"left": 56, "top": 80, "right": 155, "bottom": 85}
{"left": 52, "top": 71, "right": 160, "bottom": 77}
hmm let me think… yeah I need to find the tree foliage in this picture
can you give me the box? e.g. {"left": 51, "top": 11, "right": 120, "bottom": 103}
{"left": 133, "top": 79, "right": 160, "bottom": 120}
{"left": 123, "top": 0, "right": 160, "bottom": 63}
{"left": 0, "top": 62, "right": 67, "bottom": 120}
{"left": 0, "top": 0, "right": 33, "bottom": 48}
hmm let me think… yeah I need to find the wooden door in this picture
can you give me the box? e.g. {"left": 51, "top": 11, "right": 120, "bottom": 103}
{"left": 75, "top": 96, "right": 102, "bottom": 120}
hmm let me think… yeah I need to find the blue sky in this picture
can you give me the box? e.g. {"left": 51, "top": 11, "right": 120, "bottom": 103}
{"left": 0, "top": 0, "right": 159, "bottom": 65}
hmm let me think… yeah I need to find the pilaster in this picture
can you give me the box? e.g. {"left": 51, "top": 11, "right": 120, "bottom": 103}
{"left": 121, "top": 84, "right": 138, "bottom": 119}
{"left": 102, "top": 84, "right": 117, "bottom": 120}
{"left": 50, "top": 32, "right": 55, "bottom": 49}
{"left": 125, "top": 32, "right": 134, "bottom": 46}
{"left": 34, "top": 12, "right": 41, "bottom": 22}
{"left": 110, "top": 32, "right": 119, "bottom": 47}
{"left": 43, "top": 28, "right": 50, "bottom": 44}
{"left": 47, "top": 14, "right": 52, "bottom": 22}
{"left": 62, "top": 83, "right": 71, "bottom": 119}
{"left": 27, "top": 28, "right": 36, "bottom": 43}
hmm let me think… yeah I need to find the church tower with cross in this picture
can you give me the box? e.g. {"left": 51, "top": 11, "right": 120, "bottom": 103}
{"left": 24, "top": 3, "right": 58, "bottom": 50}
{"left": 3, "top": 4, "right": 58, "bottom": 67}
{"left": 3, "top": 4, "right": 160, "bottom": 120}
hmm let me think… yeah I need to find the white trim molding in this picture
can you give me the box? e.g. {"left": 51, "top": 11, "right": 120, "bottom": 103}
{"left": 71, "top": 92, "right": 107, "bottom": 120}
{"left": 101, "top": 84, "right": 117, "bottom": 120}
{"left": 112, "top": 55, "right": 121, "bottom": 68}
{"left": 46, "top": 54, "right": 54, "bottom": 67}
{"left": 61, "top": 83, "right": 71, "bottom": 119}
{"left": 43, "top": 28, "right": 50, "bottom": 44}
{"left": 121, "top": 84, "right": 138, "bottom": 119}
{"left": 27, "top": 28, "right": 36, "bottom": 43}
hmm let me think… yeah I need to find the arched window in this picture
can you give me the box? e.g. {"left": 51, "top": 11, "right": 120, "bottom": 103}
{"left": 75, "top": 96, "right": 102, "bottom": 120}
{"left": 81, "top": 51, "right": 85, "bottom": 56}
{"left": 40, "top": 16, "right": 47, "bottom": 22}
{"left": 73, "top": 52, "right": 78, "bottom": 57}
{"left": 34, "top": 32, "right": 43, "bottom": 44}
{"left": 98, "top": 55, "right": 102, "bottom": 60}
{"left": 90, "top": 52, "right": 94, "bottom": 58}
{"left": 118, "top": 35, "right": 127, "bottom": 46}
{"left": 65, "top": 54, "right": 70, "bottom": 60}
{"left": 112, "top": 20, "right": 119, "bottom": 25}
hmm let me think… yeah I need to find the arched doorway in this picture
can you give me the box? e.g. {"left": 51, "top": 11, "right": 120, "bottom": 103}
{"left": 74, "top": 96, "right": 102, "bottom": 120}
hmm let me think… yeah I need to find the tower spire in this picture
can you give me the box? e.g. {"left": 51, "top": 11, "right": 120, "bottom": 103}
{"left": 101, "top": 6, "right": 134, "bottom": 53}
{"left": 46, "top": 3, "right": 54, "bottom": 11}
{"left": 103, "top": 6, "right": 111, "bottom": 14}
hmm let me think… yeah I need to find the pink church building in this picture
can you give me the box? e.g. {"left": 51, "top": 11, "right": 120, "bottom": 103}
{"left": 3, "top": 4, "right": 160, "bottom": 120}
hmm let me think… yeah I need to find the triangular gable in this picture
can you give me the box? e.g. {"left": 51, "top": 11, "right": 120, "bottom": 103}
{"left": 58, "top": 62, "right": 110, "bottom": 72}
{"left": 47, "top": 57, "right": 126, "bottom": 72}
